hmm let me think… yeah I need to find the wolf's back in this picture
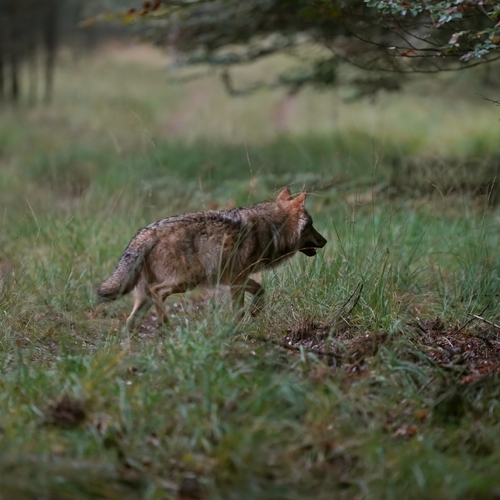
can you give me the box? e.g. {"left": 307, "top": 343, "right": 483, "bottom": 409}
{"left": 97, "top": 227, "right": 157, "bottom": 302}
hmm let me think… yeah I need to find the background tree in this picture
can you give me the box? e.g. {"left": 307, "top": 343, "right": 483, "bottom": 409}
{"left": 94, "top": 0, "right": 500, "bottom": 97}
{"left": 0, "top": 0, "right": 124, "bottom": 105}
{"left": 0, "top": 0, "right": 62, "bottom": 103}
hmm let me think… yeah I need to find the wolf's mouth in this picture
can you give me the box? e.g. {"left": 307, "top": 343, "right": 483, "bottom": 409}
{"left": 300, "top": 247, "right": 317, "bottom": 257}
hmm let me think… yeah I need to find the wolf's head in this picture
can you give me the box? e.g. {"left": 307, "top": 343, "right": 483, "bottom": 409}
{"left": 276, "top": 187, "right": 327, "bottom": 257}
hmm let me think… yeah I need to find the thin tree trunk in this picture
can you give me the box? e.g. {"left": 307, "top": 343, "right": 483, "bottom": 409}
{"left": 27, "top": 21, "right": 38, "bottom": 105}
{"left": 44, "top": 0, "right": 59, "bottom": 104}
{"left": 0, "top": 35, "right": 4, "bottom": 101}
{"left": 10, "top": 27, "right": 20, "bottom": 102}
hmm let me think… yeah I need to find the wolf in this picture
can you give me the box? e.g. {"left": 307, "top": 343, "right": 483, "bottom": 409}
{"left": 97, "top": 187, "right": 327, "bottom": 330}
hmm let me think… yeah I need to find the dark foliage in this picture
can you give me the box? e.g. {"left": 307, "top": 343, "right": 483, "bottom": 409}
{"left": 109, "top": 0, "right": 500, "bottom": 95}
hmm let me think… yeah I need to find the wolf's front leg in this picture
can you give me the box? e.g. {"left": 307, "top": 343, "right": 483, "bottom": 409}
{"left": 245, "top": 279, "right": 264, "bottom": 317}
{"left": 231, "top": 279, "right": 264, "bottom": 320}
{"left": 151, "top": 291, "right": 170, "bottom": 326}
{"left": 230, "top": 285, "right": 245, "bottom": 322}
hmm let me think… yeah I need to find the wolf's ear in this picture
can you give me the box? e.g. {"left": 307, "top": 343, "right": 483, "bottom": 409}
{"left": 276, "top": 187, "right": 292, "bottom": 202}
{"left": 290, "top": 192, "right": 307, "bottom": 208}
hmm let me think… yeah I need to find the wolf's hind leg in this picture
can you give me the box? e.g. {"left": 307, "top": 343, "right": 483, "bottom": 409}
{"left": 126, "top": 294, "right": 153, "bottom": 332}
{"left": 150, "top": 281, "right": 191, "bottom": 325}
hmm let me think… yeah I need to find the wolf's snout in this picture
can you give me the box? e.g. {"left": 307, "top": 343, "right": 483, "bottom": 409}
{"left": 315, "top": 233, "right": 327, "bottom": 248}
{"left": 311, "top": 228, "right": 327, "bottom": 248}
{"left": 300, "top": 227, "right": 327, "bottom": 257}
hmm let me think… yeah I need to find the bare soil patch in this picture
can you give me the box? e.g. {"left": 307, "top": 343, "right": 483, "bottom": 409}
{"left": 278, "top": 315, "right": 500, "bottom": 384}
{"left": 414, "top": 317, "right": 500, "bottom": 384}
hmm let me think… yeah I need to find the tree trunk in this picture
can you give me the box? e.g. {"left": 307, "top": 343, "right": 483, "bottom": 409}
{"left": 44, "top": 0, "right": 59, "bottom": 104}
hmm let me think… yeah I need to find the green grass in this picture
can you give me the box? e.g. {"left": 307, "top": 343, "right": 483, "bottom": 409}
{"left": 1, "top": 44, "right": 500, "bottom": 499}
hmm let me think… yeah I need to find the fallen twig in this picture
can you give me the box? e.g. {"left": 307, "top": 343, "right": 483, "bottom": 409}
{"left": 454, "top": 302, "right": 491, "bottom": 335}
{"left": 415, "top": 319, "right": 428, "bottom": 334}
{"left": 468, "top": 313, "right": 500, "bottom": 331}
{"left": 338, "top": 282, "right": 364, "bottom": 318}
{"left": 417, "top": 374, "right": 438, "bottom": 395}
{"left": 248, "top": 334, "right": 342, "bottom": 363}
{"left": 477, "top": 93, "right": 500, "bottom": 107}
{"left": 338, "top": 282, "right": 361, "bottom": 312}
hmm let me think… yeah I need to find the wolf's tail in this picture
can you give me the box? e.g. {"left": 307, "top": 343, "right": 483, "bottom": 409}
{"left": 96, "top": 228, "right": 157, "bottom": 303}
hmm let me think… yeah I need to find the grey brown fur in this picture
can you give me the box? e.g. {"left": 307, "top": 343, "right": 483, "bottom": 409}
{"left": 97, "top": 187, "right": 327, "bottom": 330}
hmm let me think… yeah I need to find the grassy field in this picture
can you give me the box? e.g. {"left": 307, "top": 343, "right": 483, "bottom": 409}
{"left": 1, "top": 43, "right": 500, "bottom": 499}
